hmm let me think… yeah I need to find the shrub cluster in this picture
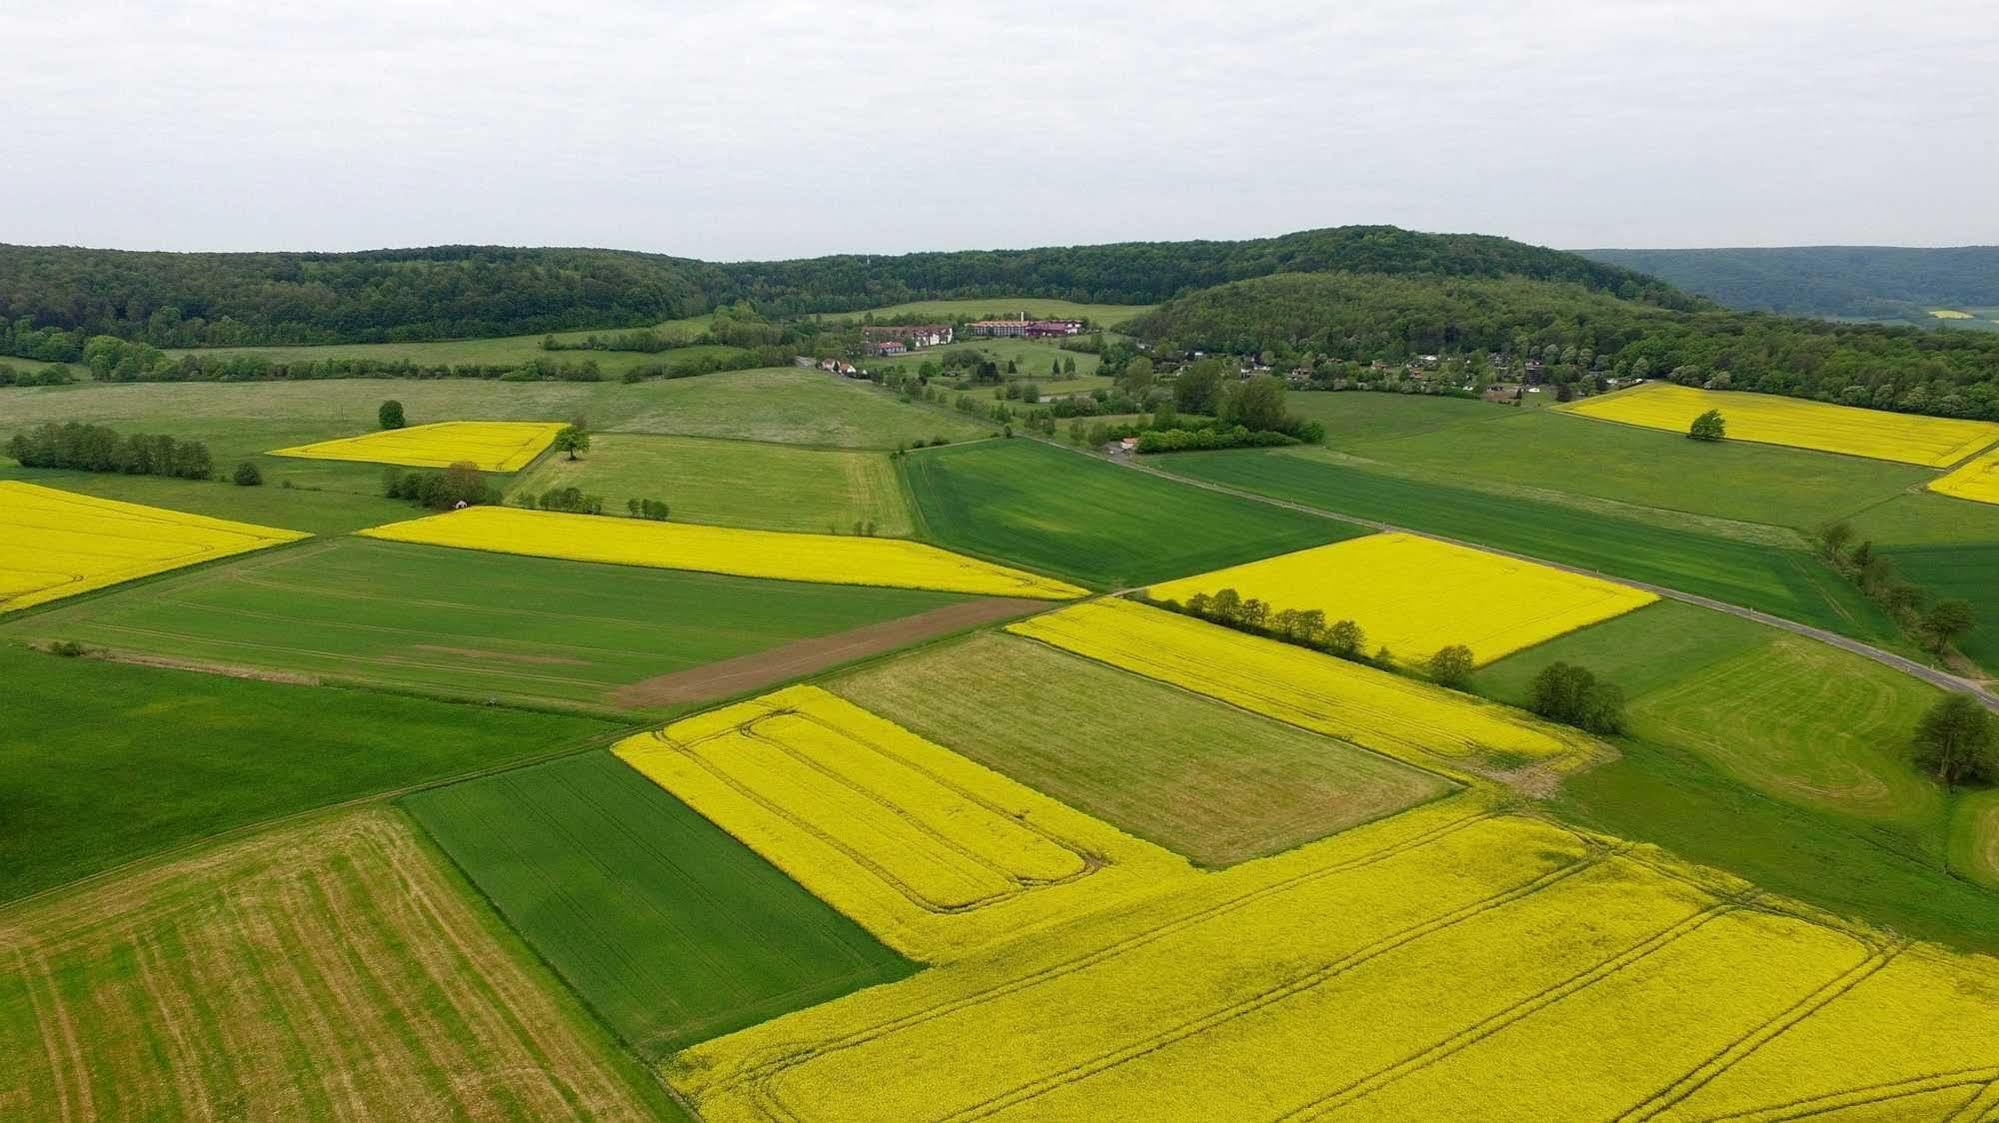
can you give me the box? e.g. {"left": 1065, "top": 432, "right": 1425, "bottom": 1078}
{"left": 383, "top": 463, "right": 496, "bottom": 510}
{"left": 5, "top": 421, "right": 213, "bottom": 479}
{"left": 1527, "top": 662, "right": 1627, "bottom": 735}
{"left": 518, "top": 486, "right": 604, "bottom": 515}
{"left": 1817, "top": 520, "right": 1977, "bottom": 656}
{"left": 1134, "top": 425, "right": 1301, "bottom": 453}
{"left": 0, "top": 362, "right": 74, "bottom": 386}
{"left": 626, "top": 498, "right": 670, "bottom": 520}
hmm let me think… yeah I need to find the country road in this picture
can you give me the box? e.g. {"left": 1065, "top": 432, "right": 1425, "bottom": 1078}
{"left": 1077, "top": 442, "right": 1999, "bottom": 712}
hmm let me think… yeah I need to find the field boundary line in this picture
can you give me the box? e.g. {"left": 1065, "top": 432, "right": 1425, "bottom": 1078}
{"left": 1704, "top": 1067, "right": 1999, "bottom": 1121}
{"left": 1080, "top": 441, "right": 1998, "bottom": 711}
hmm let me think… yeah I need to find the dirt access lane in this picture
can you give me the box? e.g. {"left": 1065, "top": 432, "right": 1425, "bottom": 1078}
{"left": 609, "top": 597, "right": 1051, "bottom": 707}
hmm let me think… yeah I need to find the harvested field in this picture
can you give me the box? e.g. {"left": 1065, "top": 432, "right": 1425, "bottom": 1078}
{"left": 1009, "top": 598, "right": 1604, "bottom": 781}
{"left": 360, "top": 505, "right": 1085, "bottom": 599}
{"left": 831, "top": 632, "right": 1455, "bottom": 866}
{"left": 403, "top": 754, "right": 913, "bottom": 1058}
{"left": 0, "top": 481, "right": 307, "bottom": 613}
{"left": 618, "top": 686, "right": 1194, "bottom": 960}
{"left": 668, "top": 803, "right": 1999, "bottom": 1122}
{"left": 1929, "top": 444, "right": 1999, "bottom": 505}
{"left": 1564, "top": 382, "right": 1999, "bottom": 466}
{"left": 270, "top": 420, "right": 564, "bottom": 471}
{"left": 611, "top": 597, "right": 1046, "bottom": 706}
{"left": 510, "top": 434, "right": 915, "bottom": 535}
{"left": 1148, "top": 532, "right": 1657, "bottom": 667}
{"left": 0, "top": 809, "right": 677, "bottom": 1121}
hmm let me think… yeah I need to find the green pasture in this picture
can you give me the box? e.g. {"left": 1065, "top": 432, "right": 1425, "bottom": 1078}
{"left": 1476, "top": 599, "right": 1772, "bottom": 705}
{"left": 870, "top": 337, "right": 1102, "bottom": 379}
{"left": 0, "top": 641, "right": 615, "bottom": 904}
{"left": 899, "top": 439, "right": 1352, "bottom": 588}
{"left": 1949, "top": 789, "right": 1999, "bottom": 890}
{"left": 1849, "top": 490, "right": 1999, "bottom": 546}
{"left": 511, "top": 434, "right": 913, "bottom": 535}
{"left": 1347, "top": 406, "right": 1931, "bottom": 531}
{"left": 3, "top": 537, "right": 968, "bottom": 711}
{"left": 403, "top": 753, "right": 915, "bottom": 1057}
{"left": 820, "top": 297, "right": 1151, "bottom": 328}
{"left": 0, "top": 464, "right": 404, "bottom": 536}
{"left": 155, "top": 314, "right": 717, "bottom": 373}
{"left": 832, "top": 633, "right": 1454, "bottom": 866}
{"left": 1159, "top": 448, "right": 1902, "bottom": 647}
{"left": 1881, "top": 542, "right": 1999, "bottom": 672}
{"left": 1285, "top": 391, "right": 1511, "bottom": 444}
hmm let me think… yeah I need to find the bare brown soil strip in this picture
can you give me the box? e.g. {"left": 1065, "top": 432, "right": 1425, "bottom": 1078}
{"left": 609, "top": 597, "right": 1048, "bottom": 707}
{"left": 69, "top": 646, "right": 322, "bottom": 686}
{"left": 409, "top": 645, "right": 591, "bottom": 667}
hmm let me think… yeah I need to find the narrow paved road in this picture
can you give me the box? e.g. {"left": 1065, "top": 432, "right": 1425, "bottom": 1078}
{"left": 1081, "top": 442, "right": 1999, "bottom": 712}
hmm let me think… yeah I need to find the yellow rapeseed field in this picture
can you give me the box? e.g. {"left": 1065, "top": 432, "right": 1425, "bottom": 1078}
{"left": 1008, "top": 597, "right": 1602, "bottom": 777}
{"left": 617, "top": 686, "right": 1193, "bottom": 960}
{"left": 0, "top": 481, "right": 308, "bottom": 613}
{"left": 668, "top": 800, "right": 1999, "bottom": 1122}
{"left": 1147, "top": 532, "right": 1656, "bottom": 667}
{"left": 1928, "top": 444, "right": 1999, "bottom": 505}
{"left": 270, "top": 420, "right": 565, "bottom": 471}
{"left": 357, "top": 506, "right": 1085, "bottom": 599}
{"left": 1930, "top": 308, "right": 1974, "bottom": 319}
{"left": 1565, "top": 381, "right": 1999, "bottom": 467}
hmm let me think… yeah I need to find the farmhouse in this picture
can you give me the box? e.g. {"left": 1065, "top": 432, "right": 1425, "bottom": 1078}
{"left": 863, "top": 324, "right": 952, "bottom": 355}
{"left": 969, "top": 318, "right": 1085, "bottom": 338}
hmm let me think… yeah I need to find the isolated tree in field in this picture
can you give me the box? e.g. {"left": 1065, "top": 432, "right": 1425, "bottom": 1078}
{"left": 1688, "top": 409, "right": 1726, "bottom": 441}
{"left": 1921, "top": 599, "right": 1978, "bottom": 654}
{"left": 378, "top": 400, "right": 405, "bottom": 430}
{"left": 553, "top": 424, "right": 590, "bottom": 460}
{"left": 232, "top": 461, "right": 262, "bottom": 486}
{"left": 1912, "top": 694, "right": 1994, "bottom": 790}
{"left": 1429, "top": 645, "right": 1475, "bottom": 689}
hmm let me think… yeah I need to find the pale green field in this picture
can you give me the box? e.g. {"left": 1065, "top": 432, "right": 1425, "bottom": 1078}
{"left": 155, "top": 314, "right": 719, "bottom": 373}
{"left": 821, "top": 298, "right": 1152, "bottom": 329}
{"left": 869, "top": 337, "right": 1102, "bottom": 379}
{"left": 511, "top": 433, "right": 914, "bottom": 534}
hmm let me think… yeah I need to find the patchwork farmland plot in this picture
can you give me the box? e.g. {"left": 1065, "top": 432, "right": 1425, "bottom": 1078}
{"left": 1882, "top": 542, "right": 1999, "bottom": 672}
{"left": 360, "top": 505, "right": 1084, "bottom": 598}
{"left": 832, "top": 633, "right": 1456, "bottom": 866}
{"left": 1010, "top": 598, "right": 1605, "bottom": 780}
{"left": 1564, "top": 381, "right": 1999, "bottom": 466}
{"left": 0, "top": 481, "right": 307, "bottom": 613}
{"left": 1929, "top": 444, "right": 1999, "bottom": 504}
{"left": 1148, "top": 532, "right": 1657, "bottom": 667}
{"left": 3, "top": 537, "right": 976, "bottom": 710}
{"left": 667, "top": 802, "right": 1999, "bottom": 1122}
{"left": 402, "top": 753, "right": 915, "bottom": 1057}
{"left": 618, "top": 686, "right": 1195, "bottom": 961}
{"left": 900, "top": 438, "right": 1354, "bottom": 587}
{"left": 0, "top": 810, "right": 677, "bottom": 1121}
{"left": 270, "top": 419, "right": 565, "bottom": 471}
{"left": 510, "top": 433, "right": 914, "bottom": 535}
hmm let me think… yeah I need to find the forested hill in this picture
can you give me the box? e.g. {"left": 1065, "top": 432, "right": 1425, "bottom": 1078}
{"left": 0, "top": 227, "right": 1687, "bottom": 351}
{"left": 1129, "top": 272, "right": 1999, "bottom": 420}
{"left": 1578, "top": 245, "right": 1999, "bottom": 318}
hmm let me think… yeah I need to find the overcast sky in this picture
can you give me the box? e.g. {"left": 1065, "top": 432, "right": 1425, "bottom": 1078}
{"left": 6, "top": 1, "right": 1995, "bottom": 258}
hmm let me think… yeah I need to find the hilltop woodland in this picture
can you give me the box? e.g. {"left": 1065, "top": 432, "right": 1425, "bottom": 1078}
{"left": 1126, "top": 272, "right": 1999, "bottom": 421}
{"left": 1582, "top": 245, "right": 1999, "bottom": 319}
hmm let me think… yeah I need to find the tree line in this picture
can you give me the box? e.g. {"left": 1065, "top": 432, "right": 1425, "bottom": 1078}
{"left": 1129, "top": 272, "right": 1999, "bottom": 421}
{"left": 6, "top": 422, "right": 215, "bottom": 479}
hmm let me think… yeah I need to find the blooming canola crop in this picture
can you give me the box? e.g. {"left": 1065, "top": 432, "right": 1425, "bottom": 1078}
{"left": 0, "top": 481, "right": 308, "bottom": 613}
{"left": 1564, "top": 382, "right": 1999, "bottom": 467}
{"left": 270, "top": 420, "right": 565, "bottom": 472}
{"left": 358, "top": 506, "right": 1085, "bottom": 599}
{"left": 1148, "top": 532, "right": 1657, "bottom": 667}
{"left": 1928, "top": 445, "right": 1999, "bottom": 506}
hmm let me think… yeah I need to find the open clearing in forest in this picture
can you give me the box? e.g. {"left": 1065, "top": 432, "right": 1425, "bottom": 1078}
{"left": 1148, "top": 532, "right": 1657, "bottom": 667}
{"left": 831, "top": 632, "right": 1455, "bottom": 866}
{"left": 511, "top": 434, "right": 914, "bottom": 535}
{"left": 1565, "top": 381, "right": 1999, "bottom": 466}
{"left": 270, "top": 420, "right": 563, "bottom": 471}
{"left": 0, "top": 640, "right": 613, "bottom": 904}
{"left": 4, "top": 537, "right": 973, "bottom": 710}
{"left": 0, "top": 481, "right": 307, "bottom": 613}
{"left": 402, "top": 754, "right": 914, "bottom": 1058}
{"left": 360, "top": 505, "right": 1084, "bottom": 599}
{"left": 900, "top": 438, "right": 1353, "bottom": 588}
{"left": 669, "top": 800, "right": 1999, "bottom": 1122}
{"left": 0, "top": 809, "right": 679, "bottom": 1122}
{"left": 1159, "top": 447, "right": 1902, "bottom": 647}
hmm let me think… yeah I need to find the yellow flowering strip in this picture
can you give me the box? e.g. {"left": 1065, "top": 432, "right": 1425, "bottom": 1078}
{"left": 1564, "top": 382, "right": 1999, "bottom": 467}
{"left": 1008, "top": 597, "right": 1601, "bottom": 776}
{"left": 1928, "top": 444, "right": 1999, "bottom": 505}
{"left": 270, "top": 420, "right": 564, "bottom": 471}
{"left": 0, "top": 481, "right": 307, "bottom": 613}
{"left": 618, "top": 685, "right": 1191, "bottom": 960}
{"left": 359, "top": 506, "right": 1084, "bottom": 599}
{"left": 1148, "top": 532, "right": 1656, "bottom": 667}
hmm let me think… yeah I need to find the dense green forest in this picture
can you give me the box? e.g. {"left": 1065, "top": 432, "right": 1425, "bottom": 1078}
{"left": 0, "top": 227, "right": 1688, "bottom": 355}
{"left": 1579, "top": 245, "right": 1999, "bottom": 319}
{"left": 1130, "top": 273, "right": 1999, "bottom": 420}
